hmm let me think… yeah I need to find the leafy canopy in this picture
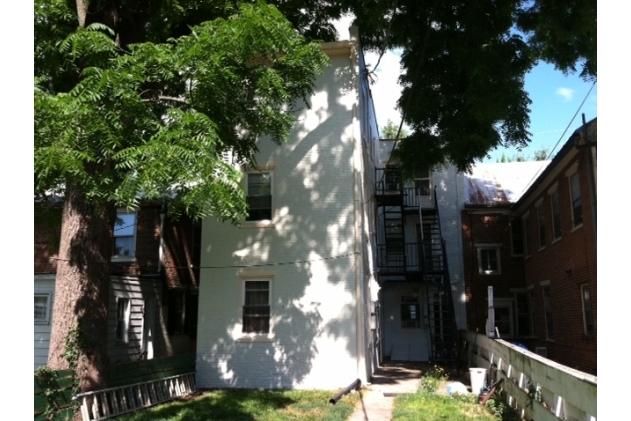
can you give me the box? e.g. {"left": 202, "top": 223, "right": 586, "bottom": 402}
{"left": 34, "top": 2, "right": 328, "bottom": 222}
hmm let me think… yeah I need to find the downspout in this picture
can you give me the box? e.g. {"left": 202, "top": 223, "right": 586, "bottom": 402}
{"left": 350, "top": 26, "right": 367, "bottom": 384}
{"left": 158, "top": 202, "right": 166, "bottom": 273}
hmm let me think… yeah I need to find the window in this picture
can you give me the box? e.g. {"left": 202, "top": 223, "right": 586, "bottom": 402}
{"left": 510, "top": 217, "right": 524, "bottom": 255}
{"left": 569, "top": 172, "right": 583, "bottom": 227}
{"left": 542, "top": 285, "right": 554, "bottom": 340}
{"left": 246, "top": 172, "right": 272, "bottom": 221}
{"left": 522, "top": 215, "right": 530, "bottom": 257}
{"left": 384, "top": 167, "right": 401, "bottom": 192}
{"left": 515, "top": 292, "right": 532, "bottom": 336}
{"left": 477, "top": 245, "right": 501, "bottom": 274}
{"left": 528, "top": 289, "right": 536, "bottom": 336}
{"left": 401, "top": 295, "right": 421, "bottom": 328}
{"left": 243, "top": 280, "right": 270, "bottom": 334}
{"left": 113, "top": 210, "right": 137, "bottom": 260}
{"left": 415, "top": 170, "right": 430, "bottom": 196}
{"left": 494, "top": 299, "right": 513, "bottom": 337}
{"left": 550, "top": 189, "right": 562, "bottom": 240}
{"left": 581, "top": 284, "right": 594, "bottom": 334}
{"left": 537, "top": 202, "right": 546, "bottom": 249}
{"left": 116, "top": 297, "right": 131, "bottom": 343}
{"left": 167, "top": 289, "right": 198, "bottom": 339}
{"left": 34, "top": 294, "right": 51, "bottom": 324}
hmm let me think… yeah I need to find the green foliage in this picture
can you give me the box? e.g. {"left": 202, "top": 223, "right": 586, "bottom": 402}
{"left": 34, "top": 2, "right": 328, "bottom": 223}
{"left": 418, "top": 365, "right": 449, "bottom": 394}
{"left": 349, "top": 0, "right": 596, "bottom": 175}
{"left": 381, "top": 119, "right": 409, "bottom": 140}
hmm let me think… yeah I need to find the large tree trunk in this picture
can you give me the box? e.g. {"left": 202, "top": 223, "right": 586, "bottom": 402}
{"left": 47, "top": 183, "right": 116, "bottom": 393}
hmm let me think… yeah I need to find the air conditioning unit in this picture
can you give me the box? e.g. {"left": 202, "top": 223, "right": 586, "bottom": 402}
{"left": 535, "top": 347, "right": 548, "bottom": 358}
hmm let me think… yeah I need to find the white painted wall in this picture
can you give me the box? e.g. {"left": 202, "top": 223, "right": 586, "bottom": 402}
{"left": 197, "top": 44, "right": 378, "bottom": 389}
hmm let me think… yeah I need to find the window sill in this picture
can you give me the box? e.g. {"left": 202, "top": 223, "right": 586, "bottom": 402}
{"left": 241, "top": 220, "right": 275, "bottom": 229}
{"left": 551, "top": 237, "right": 562, "bottom": 245}
{"left": 537, "top": 246, "right": 546, "bottom": 252}
{"left": 478, "top": 271, "right": 501, "bottom": 275}
{"left": 112, "top": 257, "right": 136, "bottom": 263}
{"left": 571, "top": 223, "right": 584, "bottom": 233}
{"left": 236, "top": 335, "right": 275, "bottom": 343}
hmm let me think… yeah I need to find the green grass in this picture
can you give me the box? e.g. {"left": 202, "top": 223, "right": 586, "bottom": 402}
{"left": 114, "top": 389, "right": 359, "bottom": 421}
{"left": 393, "top": 392, "right": 497, "bottom": 421}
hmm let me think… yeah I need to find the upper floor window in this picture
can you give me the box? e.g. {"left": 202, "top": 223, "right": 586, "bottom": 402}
{"left": 522, "top": 214, "right": 530, "bottom": 257}
{"left": 113, "top": 210, "right": 137, "bottom": 260}
{"left": 537, "top": 201, "right": 546, "bottom": 249}
{"left": 477, "top": 245, "right": 501, "bottom": 275}
{"left": 246, "top": 172, "right": 272, "bottom": 221}
{"left": 569, "top": 172, "right": 583, "bottom": 227}
{"left": 510, "top": 217, "right": 524, "bottom": 255}
{"left": 415, "top": 170, "right": 430, "bottom": 196}
{"left": 550, "top": 189, "right": 562, "bottom": 240}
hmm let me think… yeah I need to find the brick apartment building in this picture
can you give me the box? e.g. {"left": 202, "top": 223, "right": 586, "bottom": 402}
{"left": 461, "top": 118, "right": 597, "bottom": 374}
{"left": 34, "top": 201, "right": 200, "bottom": 369}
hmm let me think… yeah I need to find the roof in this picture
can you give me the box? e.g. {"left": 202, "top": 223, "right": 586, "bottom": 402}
{"left": 464, "top": 161, "right": 551, "bottom": 206}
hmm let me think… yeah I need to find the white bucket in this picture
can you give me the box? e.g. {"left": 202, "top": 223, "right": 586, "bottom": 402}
{"left": 469, "top": 368, "right": 487, "bottom": 394}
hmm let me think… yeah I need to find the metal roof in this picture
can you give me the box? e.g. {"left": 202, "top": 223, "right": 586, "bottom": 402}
{"left": 464, "top": 161, "right": 551, "bottom": 206}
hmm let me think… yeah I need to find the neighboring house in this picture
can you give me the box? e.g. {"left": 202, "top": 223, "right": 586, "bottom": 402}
{"left": 373, "top": 141, "right": 468, "bottom": 364}
{"left": 196, "top": 29, "right": 381, "bottom": 389}
{"left": 461, "top": 118, "right": 597, "bottom": 374}
{"left": 34, "top": 201, "right": 200, "bottom": 370}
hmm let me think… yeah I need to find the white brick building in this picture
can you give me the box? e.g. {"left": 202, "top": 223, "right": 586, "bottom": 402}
{"left": 196, "top": 30, "right": 381, "bottom": 389}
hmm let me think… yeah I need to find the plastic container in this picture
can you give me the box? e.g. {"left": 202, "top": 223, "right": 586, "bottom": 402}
{"left": 469, "top": 368, "right": 487, "bottom": 395}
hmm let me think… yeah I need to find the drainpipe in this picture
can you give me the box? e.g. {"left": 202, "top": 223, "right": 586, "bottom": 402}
{"left": 158, "top": 203, "right": 166, "bottom": 273}
{"left": 580, "top": 114, "right": 597, "bottom": 245}
{"left": 350, "top": 26, "right": 368, "bottom": 384}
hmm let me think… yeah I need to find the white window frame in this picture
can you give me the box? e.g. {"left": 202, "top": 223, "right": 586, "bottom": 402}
{"left": 581, "top": 284, "right": 594, "bottom": 335}
{"left": 536, "top": 199, "right": 546, "bottom": 250}
{"left": 115, "top": 297, "right": 131, "bottom": 343}
{"left": 400, "top": 295, "right": 422, "bottom": 329}
{"left": 242, "top": 168, "right": 275, "bottom": 228}
{"left": 415, "top": 170, "right": 431, "bottom": 196}
{"left": 494, "top": 298, "right": 514, "bottom": 337}
{"left": 568, "top": 170, "right": 583, "bottom": 229}
{"left": 237, "top": 276, "right": 274, "bottom": 342}
{"left": 541, "top": 282, "right": 554, "bottom": 340}
{"left": 549, "top": 185, "right": 562, "bottom": 242}
{"left": 112, "top": 209, "right": 137, "bottom": 261}
{"left": 476, "top": 244, "right": 501, "bottom": 275}
{"left": 34, "top": 293, "right": 51, "bottom": 325}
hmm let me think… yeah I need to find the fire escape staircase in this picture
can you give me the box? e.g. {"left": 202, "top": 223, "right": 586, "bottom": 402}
{"left": 375, "top": 168, "right": 458, "bottom": 365}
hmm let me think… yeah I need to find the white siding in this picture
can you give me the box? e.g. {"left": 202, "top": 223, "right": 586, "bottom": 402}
{"left": 34, "top": 276, "right": 56, "bottom": 370}
{"left": 197, "top": 48, "right": 378, "bottom": 389}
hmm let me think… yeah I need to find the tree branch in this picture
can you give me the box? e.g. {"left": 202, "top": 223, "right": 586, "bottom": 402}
{"left": 142, "top": 96, "right": 189, "bottom": 105}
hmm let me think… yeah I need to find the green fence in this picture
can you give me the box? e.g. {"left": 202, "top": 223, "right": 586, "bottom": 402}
{"left": 34, "top": 354, "right": 196, "bottom": 420}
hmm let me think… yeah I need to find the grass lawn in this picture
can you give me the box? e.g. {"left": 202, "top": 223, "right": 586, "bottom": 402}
{"left": 113, "top": 389, "right": 359, "bottom": 421}
{"left": 393, "top": 392, "right": 498, "bottom": 421}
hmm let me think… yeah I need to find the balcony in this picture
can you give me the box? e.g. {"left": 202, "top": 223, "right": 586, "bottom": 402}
{"left": 375, "top": 168, "right": 424, "bottom": 207}
{"left": 376, "top": 243, "right": 444, "bottom": 274}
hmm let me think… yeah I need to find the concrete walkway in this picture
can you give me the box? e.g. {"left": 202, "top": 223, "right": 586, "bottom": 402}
{"left": 347, "top": 362, "right": 425, "bottom": 421}
{"left": 347, "top": 362, "right": 471, "bottom": 421}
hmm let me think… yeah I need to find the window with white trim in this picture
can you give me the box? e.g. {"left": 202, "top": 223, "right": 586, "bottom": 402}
{"left": 569, "top": 172, "right": 583, "bottom": 227}
{"left": 242, "top": 280, "right": 270, "bottom": 334}
{"left": 113, "top": 210, "right": 137, "bottom": 260}
{"left": 537, "top": 201, "right": 546, "bottom": 249}
{"left": 550, "top": 189, "right": 562, "bottom": 240}
{"left": 542, "top": 285, "right": 554, "bottom": 340}
{"left": 477, "top": 245, "right": 501, "bottom": 274}
{"left": 415, "top": 170, "right": 431, "bottom": 196}
{"left": 400, "top": 295, "right": 421, "bottom": 329}
{"left": 246, "top": 172, "right": 272, "bottom": 221}
{"left": 581, "top": 284, "right": 594, "bottom": 334}
{"left": 35, "top": 294, "right": 51, "bottom": 324}
{"left": 116, "top": 297, "right": 131, "bottom": 343}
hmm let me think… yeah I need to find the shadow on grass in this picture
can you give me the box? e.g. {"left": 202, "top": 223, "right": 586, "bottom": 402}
{"left": 116, "top": 389, "right": 358, "bottom": 421}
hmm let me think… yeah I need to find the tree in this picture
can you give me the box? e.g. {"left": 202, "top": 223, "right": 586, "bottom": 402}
{"left": 35, "top": 0, "right": 328, "bottom": 393}
{"left": 347, "top": 0, "right": 596, "bottom": 176}
{"left": 381, "top": 119, "right": 409, "bottom": 139}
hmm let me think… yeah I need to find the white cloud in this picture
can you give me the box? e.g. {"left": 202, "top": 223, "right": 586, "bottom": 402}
{"left": 556, "top": 87, "right": 574, "bottom": 101}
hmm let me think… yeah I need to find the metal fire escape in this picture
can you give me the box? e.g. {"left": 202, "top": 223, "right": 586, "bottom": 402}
{"left": 375, "top": 167, "right": 458, "bottom": 365}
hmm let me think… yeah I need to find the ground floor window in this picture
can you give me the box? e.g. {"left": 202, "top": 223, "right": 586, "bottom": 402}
{"left": 401, "top": 295, "right": 421, "bottom": 329}
{"left": 581, "top": 284, "right": 594, "bottom": 334}
{"left": 116, "top": 297, "right": 131, "bottom": 343}
{"left": 542, "top": 285, "right": 554, "bottom": 340}
{"left": 243, "top": 280, "right": 271, "bottom": 334}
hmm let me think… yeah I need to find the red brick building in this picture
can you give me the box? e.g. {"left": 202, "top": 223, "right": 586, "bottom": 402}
{"left": 462, "top": 118, "right": 596, "bottom": 374}
{"left": 34, "top": 201, "right": 200, "bottom": 369}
